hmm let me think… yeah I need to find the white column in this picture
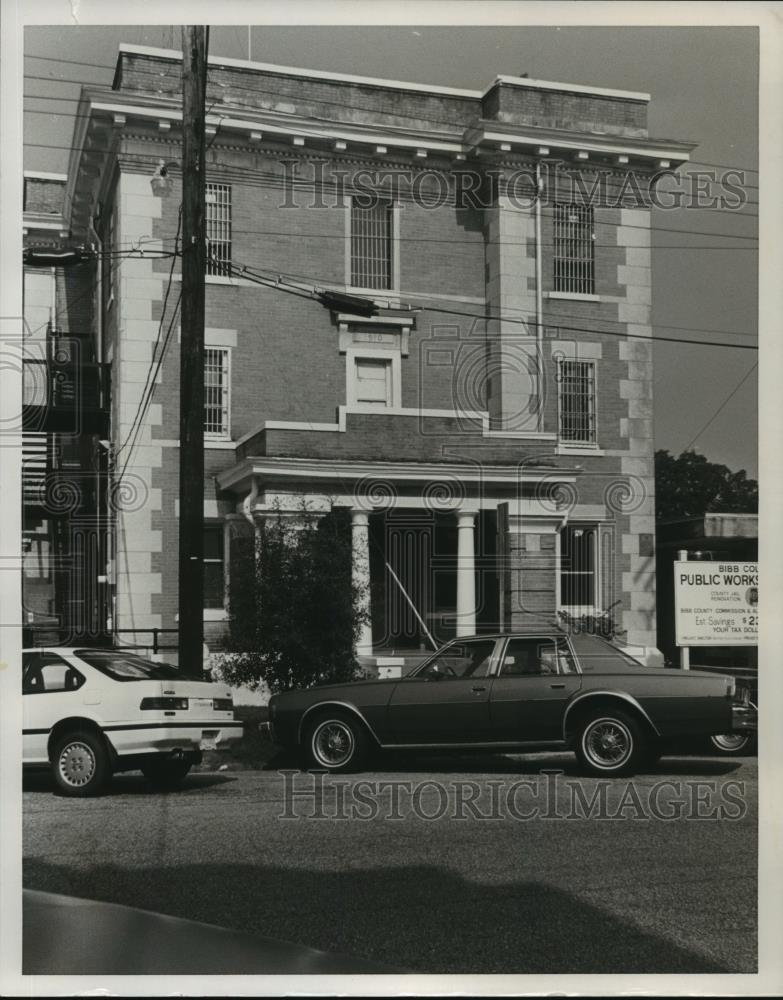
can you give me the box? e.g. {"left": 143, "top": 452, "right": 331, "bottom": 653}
{"left": 351, "top": 510, "right": 373, "bottom": 657}
{"left": 456, "top": 511, "right": 477, "bottom": 637}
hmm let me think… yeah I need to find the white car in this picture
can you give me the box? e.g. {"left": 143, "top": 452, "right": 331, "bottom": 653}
{"left": 23, "top": 647, "right": 244, "bottom": 796}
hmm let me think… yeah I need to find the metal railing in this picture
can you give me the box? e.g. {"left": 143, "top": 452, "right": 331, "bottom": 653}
{"left": 113, "top": 628, "right": 179, "bottom": 654}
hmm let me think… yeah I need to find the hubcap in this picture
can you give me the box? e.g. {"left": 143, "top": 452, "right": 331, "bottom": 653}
{"left": 711, "top": 733, "right": 749, "bottom": 752}
{"left": 584, "top": 718, "right": 632, "bottom": 768}
{"left": 312, "top": 721, "right": 354, "bottom": 767}
{"left": 58, "top": 742, "right": 96, "bottom": 787}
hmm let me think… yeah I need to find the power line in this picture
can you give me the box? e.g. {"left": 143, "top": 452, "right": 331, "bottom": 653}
{"left": 22, "top": 74, "right": 761, "bottom": 195}
{"left": 20, "top": 59, "right": 763, "bottom": 178}
{"left": 21, "top": 103, "right": 766, "bottom": 215}
{"left": 229, "top": 257, "right": 758, "bottom": 351}
{"left": 230, "top": 256, "right": 757, "bottom": 342}
{"left": 682, "top": 361, "right": 758, "bottom": 451}
{"left": 115, "top": 207, "right": 182, "bottom": 461}
{"left": 115, "top": 291, "right": 181, "bottom": 486}
{"left": 25, "top": 148, "right": 756, "bottom": 241}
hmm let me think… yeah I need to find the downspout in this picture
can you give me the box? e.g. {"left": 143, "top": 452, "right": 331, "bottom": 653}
{"left": 89, "top": 215, "right": 110, "bottom": 637}
{"left": 88, "top": 216, "right": 103, "bottom": 364}
{"left": 242, "top": 475, "right": 259, "bottom": 526}
{"left": 535, "top": 161, "right": 544, "bottom": 432}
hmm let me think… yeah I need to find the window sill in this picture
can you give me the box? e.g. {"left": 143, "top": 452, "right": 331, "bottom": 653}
{"left": 205, "top": 438, "right": 235, "bottom": 450}
{"left": 346, "top": 286, "right": 399, "bottom": 298}
{"left": 546, "top": 292, "right": 601, "bottom": 302}
{"left": 556, "top": 444, "right": 604, "bottom": 457}
{"left": 204, "top": 609, "right": 228, "bottom": 621}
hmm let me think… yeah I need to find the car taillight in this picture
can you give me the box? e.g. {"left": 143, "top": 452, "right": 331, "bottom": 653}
{"left": 213, "top": 697, "right": 233, "bottom": 711}
{"left": 140, "top": 697, "right": 188, "bottom": 711}
{"left": 726, "top": 678, "right": 736, "bottom": 699}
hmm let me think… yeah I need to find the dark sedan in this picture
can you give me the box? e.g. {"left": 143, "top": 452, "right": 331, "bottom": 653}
{"left": 265, "top": 629, "right": 756, "bottom": 777}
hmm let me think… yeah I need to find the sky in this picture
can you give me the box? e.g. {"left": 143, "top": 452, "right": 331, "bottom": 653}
{"left": 22, "top": 21, "right": 759, "bottom": 477}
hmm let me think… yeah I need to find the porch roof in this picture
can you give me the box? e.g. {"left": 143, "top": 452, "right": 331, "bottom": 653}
{"left": 217, "top": 454, "right": 581, "bottom": 496}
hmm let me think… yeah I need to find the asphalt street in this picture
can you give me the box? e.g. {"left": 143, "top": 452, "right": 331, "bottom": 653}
{"left": 23, "top": 751, "right": 757, "bottom": 975}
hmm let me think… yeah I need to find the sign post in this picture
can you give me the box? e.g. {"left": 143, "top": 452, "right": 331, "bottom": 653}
{"left": 678, "top": 550, "right": 690, "bottom": 669}
{"left": 674, "top": 558, "right": 759, "bottom": 652}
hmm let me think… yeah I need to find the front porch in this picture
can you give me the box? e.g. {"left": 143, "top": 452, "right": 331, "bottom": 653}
{"left": 216, "top": 455, "right": 604, "bottom": 671}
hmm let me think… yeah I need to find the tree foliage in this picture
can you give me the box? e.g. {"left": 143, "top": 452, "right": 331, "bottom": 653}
{"left": 218, "top": 505, "right": 368, "bottom": 693}
{"left": 655, "top": 449, "right": 758, "bottom": 521}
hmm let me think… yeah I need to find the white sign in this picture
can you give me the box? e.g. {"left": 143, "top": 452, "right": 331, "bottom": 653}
{"left": 674, "top": 561, "right": 758, "bottom": 646}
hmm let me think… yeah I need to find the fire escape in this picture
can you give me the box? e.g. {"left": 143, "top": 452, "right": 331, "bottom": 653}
{"left": 22, "top": 326, "right": 111, "bottom": 644}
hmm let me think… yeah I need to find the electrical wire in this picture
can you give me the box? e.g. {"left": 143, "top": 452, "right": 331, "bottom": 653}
{"left": 228, "top": 256, "right": 757, "bottom": 351}
{"left": 115, "top": 207, "right": 182, "bottom": 461}
{"left": 19, "top": 59, "right": 763, "bottom": 177}
{"left": 681, "top": 362, "right": 758, "bottom": 452}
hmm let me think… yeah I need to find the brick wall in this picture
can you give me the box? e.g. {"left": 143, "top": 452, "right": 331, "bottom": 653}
{"left": 116, "top": 51, "right": 477, "bottom": 134}
{"left": 483, "top": 82, "right": 648, "bottom": 137}
{"left": 24, "top": 177, "right": 65, "bottom": 215}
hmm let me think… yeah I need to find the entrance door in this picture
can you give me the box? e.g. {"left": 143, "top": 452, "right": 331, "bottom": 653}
{"left": 387, "top": 637, "right": 499, "bottom": 744}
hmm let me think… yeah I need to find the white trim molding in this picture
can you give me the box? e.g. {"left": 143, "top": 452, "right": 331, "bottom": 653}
{"left": 217, "top": 454, "right": 579, "bottom": 495}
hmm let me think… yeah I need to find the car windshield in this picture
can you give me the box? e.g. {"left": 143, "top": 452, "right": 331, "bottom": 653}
{"left": 74, "top": 650, "right": 199, "bottom": 682}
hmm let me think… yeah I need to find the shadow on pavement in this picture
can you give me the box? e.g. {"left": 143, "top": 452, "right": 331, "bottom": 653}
{"left": 23, "top": 770, "right": 238, "bottom": 797}
{"left": 262, "top": 748, "right": 743, "bottom": 778}
{"left": 23, "top": 857, "right": 742, "bottom": 975}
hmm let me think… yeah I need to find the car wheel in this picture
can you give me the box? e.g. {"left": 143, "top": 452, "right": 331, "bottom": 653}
{"left": 575, "top": 710, "right": 644, "bottom": 777}
{"left": 304, "top": 713, "right": 367, "bottom": 773}
{"left": 708, "top": 732, "right": 755, "bottom": 756}
{"left": 52, "top": 730, "right": 111, "bottom": 797}
{"left": 141, "top": 758, "right": 193, "bottom": 790}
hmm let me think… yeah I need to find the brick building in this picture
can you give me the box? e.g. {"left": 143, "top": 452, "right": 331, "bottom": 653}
{"left": 36, "top": 43, "right": 696, "bottom": 665}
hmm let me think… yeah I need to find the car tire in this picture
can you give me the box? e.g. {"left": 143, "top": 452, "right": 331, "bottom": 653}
{"left": 708, "top": 732, "right": 756, "bottom": 756}
{"left": 304, "top": 712, "right": 368, "bottom": 773}
{"left": 52, "top": 730, "right": 111, "bottom": 797}
{"left": 141, "top": 758, "right": 193, "bottom": 790}
{"left": 575, "top": 709, "right": 645, "bottom": 777}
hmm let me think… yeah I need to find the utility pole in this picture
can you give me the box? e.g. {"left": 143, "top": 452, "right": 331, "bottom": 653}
{"left": 179, "top": 26, "right": 208, "bottom": 676}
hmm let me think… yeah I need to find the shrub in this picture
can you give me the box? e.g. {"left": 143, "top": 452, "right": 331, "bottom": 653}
{"left": 217, "top": 503, "right": 369, "bottom": 693}
{"left": 557, "top": 606, "right": 626, "bottom": 641}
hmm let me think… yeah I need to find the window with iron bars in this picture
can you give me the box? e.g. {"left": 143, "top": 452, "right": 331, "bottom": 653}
{"left": 558, "top": 359, "right": 597, "bottom": 444}
{"left": 204, "top": 347, "right": 230, "bottom": 438}
{"left": 350, "top": 196, "right": 394, "bottom": 290}
{"left": 206, "top": 183, "right": 232, "bottom": 277}
{"left": 553, "top": 203, "right": 595, "bottom": 294}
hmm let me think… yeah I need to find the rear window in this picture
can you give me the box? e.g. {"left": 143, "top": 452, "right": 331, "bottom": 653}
{"left": 568, "top": 633, "right": 645, "bottom": 671}
{"left": 74, "top": 650, "right": 198, "bottom": 682}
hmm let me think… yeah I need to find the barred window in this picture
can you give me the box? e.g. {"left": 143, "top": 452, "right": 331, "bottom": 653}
{"left": 204, "top": 347, "right": 230, "bottom": 437}
{"left": 206, "top": 184, "right": 232, "bottom": 277}
{"left": 558, "top": 359, "right": 597, "bottom": 445}
{"left": 560, "top": 525, "right": 597, "bottom": 609}
{"left": 553, "top": 203, "right": 595, "bottom": 294}
{"left": 203, "top": 524, "right": 225, "bottom": 610}
{"left": 350, "top": 197, "right": 393, "bottom": 290}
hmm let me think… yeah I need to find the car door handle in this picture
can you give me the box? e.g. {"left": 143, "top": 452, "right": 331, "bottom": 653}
{"left": 549, "top": 683, "right": 566, "bottom": 689}
{"left": 472, "top": 686, "right": 487, "bottom": 693}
